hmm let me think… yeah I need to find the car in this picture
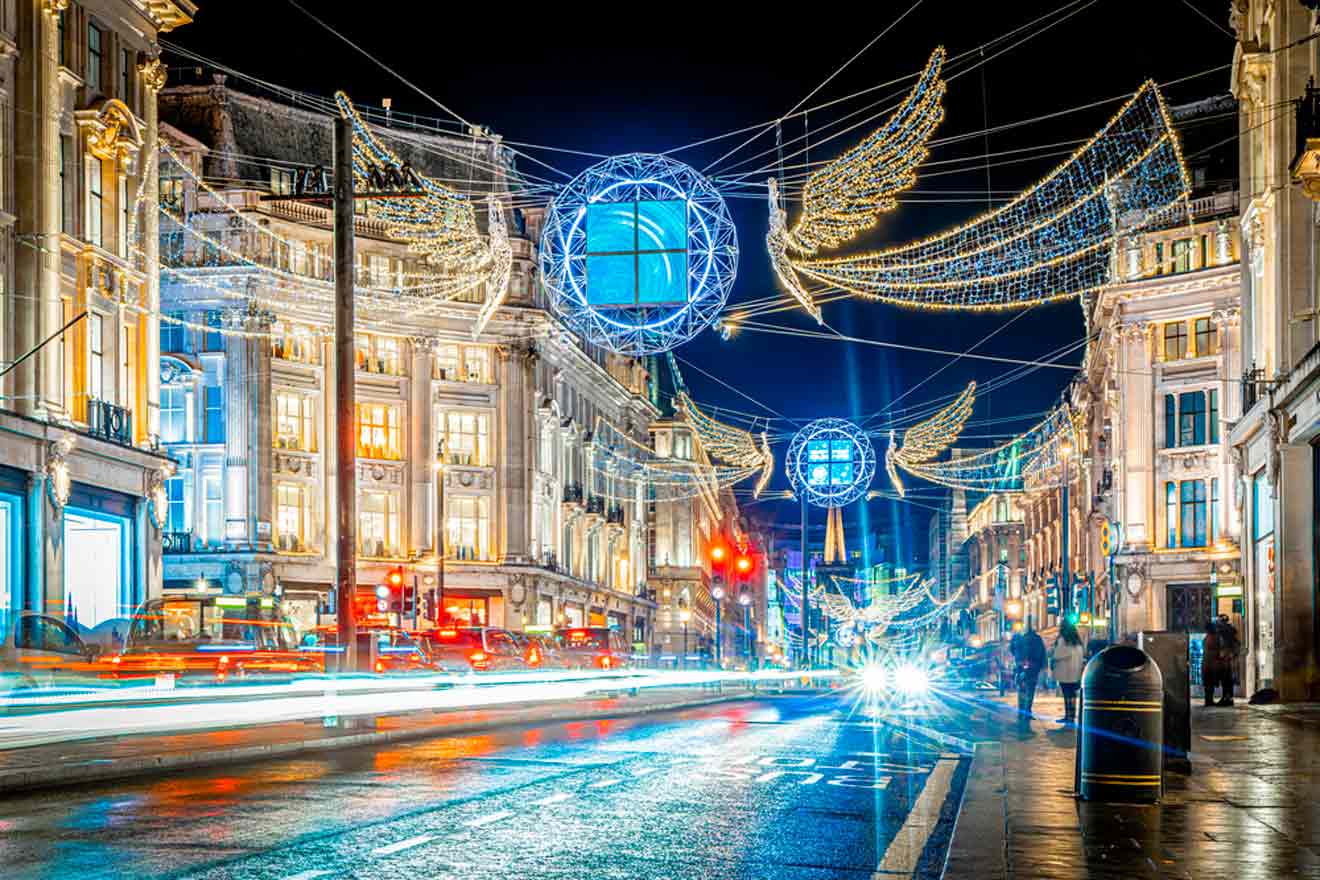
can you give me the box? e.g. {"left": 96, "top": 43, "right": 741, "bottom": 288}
{"left": 0, "top": 613, "right": 106, "bottom": 695}
{"left": 355, "top": 627, "right": 432, "bottom": 674}
{"left": 110, "top": 593, "right": 320, "bottom": 682}
{"left": 512, "top": 631, "right": 572, "bottom": 670}
{"left": 553, "top": 627, "right": 631, "bottom": 670}
{"left": 415, "top": 627, "right": 527, "bottom": 673}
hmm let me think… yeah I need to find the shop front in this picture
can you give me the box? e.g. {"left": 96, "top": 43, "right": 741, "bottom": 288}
{"left": 62, "top": 484, "right": 139, "bottom": 636}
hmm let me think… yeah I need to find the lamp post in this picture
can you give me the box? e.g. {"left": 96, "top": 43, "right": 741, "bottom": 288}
{"left": 738, "top": 590, "right": 752, "bottom": 666}
{"left": 679, "top": 605, "right": 691, "bottom": 669}
{"left": 1059, "top": 435, "right": 1074, "bottom": 618}
{"left": 711, "top": 584, "right": 725, "bottom": 668}
{"left": 434, "top": 438, "right": 446, "bottom": 625}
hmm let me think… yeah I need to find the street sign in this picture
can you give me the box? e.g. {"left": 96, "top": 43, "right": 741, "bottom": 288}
{"left": 1045, "top": 574, "right": 1061, "bottom": 616}
{"left": 1099, "top": 519, "right": 1121, "bottom": 557}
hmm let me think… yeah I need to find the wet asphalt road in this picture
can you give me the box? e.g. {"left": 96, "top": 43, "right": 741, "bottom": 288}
{"left": 0, "top": 693, "right": 975, "bottom": 880}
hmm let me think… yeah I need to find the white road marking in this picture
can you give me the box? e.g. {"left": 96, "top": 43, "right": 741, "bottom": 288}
{"left": 532, "top": 792, "right": 573, "bottom": 806}
{"left": 463, "top": 810, "right": 514, "bottom": 827}
{"left": 282, "top": 870, "right": 333, "bottom": 880}
{"left": 588, "top": 778, "right": 623, "bottom": 788}
{"left": 873, "top": 757, "right": 959, "bottom": 877}
{"left": 631, "top": 766, "right": 662, "bottom": 777}
{"left": 371, "top": 834, "right": 435, "bottom": 857}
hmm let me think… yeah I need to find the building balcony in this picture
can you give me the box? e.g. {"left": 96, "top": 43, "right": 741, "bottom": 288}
{"left": 162, "top": 531, "right": 192, "bottom": 554}
{"left": 606, "top": 504, "right": 625, "bottom": 525}
{"left": 585, "top": 496, "right": 605, "bottom": 516}
{"left": 87, "top": 399, "right": 133, "bottom": 446}
{"left": 562, "top": 483, "right": 583, "bottom": 506}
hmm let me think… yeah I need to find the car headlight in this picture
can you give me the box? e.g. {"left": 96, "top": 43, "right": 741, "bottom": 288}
{"left": 893, "top": 663, "right": 929, "bottom": 696}
{"left": 860, "top": 664, "right": 887, "bottom": 695}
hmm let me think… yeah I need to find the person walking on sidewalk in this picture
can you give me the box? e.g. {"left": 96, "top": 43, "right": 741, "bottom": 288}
{"left": 1215, "top": 614, "right": 1239, "bottom": 706}
{"left": 1050, "top": 620, "right": 1085, "bottom": 725}
{"left": 1201, "top": 618, "right": 1226, "bottom": 706}
{"left": 1010, "top": 618, "right": 1046, "bottom": 730}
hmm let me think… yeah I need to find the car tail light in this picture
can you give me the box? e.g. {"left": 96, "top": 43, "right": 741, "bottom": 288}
{"left": 469, "top": 650, "right": 487, "bottom": 663}
{"left": 375, "top": 660, "right": 384, "bottom": 673}
{"left": 598, "top": 654, "right": 612, "bottom": 670}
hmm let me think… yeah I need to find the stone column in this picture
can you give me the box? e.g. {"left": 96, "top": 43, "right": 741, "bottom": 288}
{"left": 140, "top": 55, "right": 168, "bottom": 442}
{"left": 410, "top": 341, "right": 432, "bottom": 554}
{"left": 222, "top": 311, "right": 250, "bottom": 550}
{"left": 1275, "top": 442, "right": 1317, "bottom": 699}
{"left": 498, "top": 343, "right": 533, "bottom": 563}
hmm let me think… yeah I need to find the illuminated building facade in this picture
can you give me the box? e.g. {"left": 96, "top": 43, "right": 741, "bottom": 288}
{"left": 154, "top": 77, "right": 659, "bottom": 641}
{"left": 0, "top": 1, "right": 192, "bottom": 639}
{"left": 962, "top": 492, "right": 1024, "bottom": 645}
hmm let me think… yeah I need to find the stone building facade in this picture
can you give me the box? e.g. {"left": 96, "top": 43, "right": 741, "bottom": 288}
{"left": 962, "top": 492, "right": 1024, "bottom": 645}
{"left": 154, "top": 78, "right": 664, "bottom": 644}
{"left": 0, "top": 1, "right": 192, "bottom": 639}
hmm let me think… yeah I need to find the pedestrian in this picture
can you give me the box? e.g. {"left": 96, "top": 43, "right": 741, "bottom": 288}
{"left": 1010, "top": 618, "right": 1046, "bottom": 730}
{"left": 1215, "top": 614, "right": 1239, "bottom": 706}
{"left": 1201, "top": 618, "right": 1225, "bottom": 706}
{"left": 1050, "top": 620, "right": 1085, "bottom": 725}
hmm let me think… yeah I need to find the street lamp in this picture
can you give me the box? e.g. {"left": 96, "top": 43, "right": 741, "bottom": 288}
{"left": 678, "top": 605, "right": 691, "bottom": 669}
{"left": 711, "top": 584, "right": 725, "bottom": 667}
{"left": 738, "top": 590, "right": 752, "bottom": 666}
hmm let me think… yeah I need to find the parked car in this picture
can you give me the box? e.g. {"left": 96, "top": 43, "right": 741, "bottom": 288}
{"left": 415, "top": 627, "right": 527, "bottom": 673}
{"left": 553, "top": 627, "right": 631, "bottom": 670}
{"left": 109, "top": 593, "right": 320, "bottom": 682}
{"left": 0, "top": 613, "right": 105, "bottom": 695}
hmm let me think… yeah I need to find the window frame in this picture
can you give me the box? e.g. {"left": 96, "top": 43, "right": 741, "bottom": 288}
{"left": 86, "top": 22, "right": 102, "bottom": 93}
{"left": 1163, "top": 321, "right": 1188, "bottom": 361}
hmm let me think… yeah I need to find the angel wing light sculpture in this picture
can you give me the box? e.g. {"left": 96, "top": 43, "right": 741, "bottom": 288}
{"left": 335, "top": 92, "right": 513, "bottom": 339}
{"left": 768, "top": 47, "right": 948, "bottom": 321}
{"left": 885, "top": 380, "right": 975, "bottom": 498}
{"left": 677, "top": 391, "right": 775, "bottom": 499}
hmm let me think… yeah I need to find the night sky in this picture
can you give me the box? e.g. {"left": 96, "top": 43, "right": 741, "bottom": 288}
{"left": 168, "top": 1, "right": 1234, "bottom": 564}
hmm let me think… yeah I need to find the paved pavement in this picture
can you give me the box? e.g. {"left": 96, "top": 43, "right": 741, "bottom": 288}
{"left": 0, "top": 693, "right": 973, "bottom": 880}
{"left": 947, "top": 692, "right": 1320, "bottom": 879}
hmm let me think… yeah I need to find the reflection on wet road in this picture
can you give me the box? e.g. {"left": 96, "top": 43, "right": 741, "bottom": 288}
{"left": 0, "top": 694, "right": 971, "bottom": 879}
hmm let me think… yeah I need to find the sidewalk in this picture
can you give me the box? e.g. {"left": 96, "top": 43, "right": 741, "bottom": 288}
{"left": 946, "top": 693, "right": 1320, "bottom": 879}
{"left": 0, "top": 685, "right": 758, "bottom": 794}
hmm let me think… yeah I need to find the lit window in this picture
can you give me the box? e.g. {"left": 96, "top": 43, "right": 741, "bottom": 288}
{"left": 88, "top": 314, "right": 103, "bottom": 401}
{"left": 272, "top": 322, "right": 318, "bottom": 364}
{"left": 1209, "top": 389, "right": 1220, "bottom": 444}
{"left": 270, "top": 168, "right": 294, "bottom": 196}
{"left": 463, "top": 346, "right": 490, "bottom": 383}
{"left": 438, "top": 410, "right": 489, "bottom": 466}
{"left": 87, "top": 160, "right": 103, "bottom": 248}
{"left": 1171, "top": 238, "right": 1193, "bottom": 273}
{"left": 448, "top": 495, "right": 490, "bottom": 561}
{"left": 275, "top": 391, "right": 316, "bottom": 452}
{"left": 203, "top": 359, "right": 224, "bottom": 444}
{"left": 434, "top": 344, "right": 459, "bottom": 380}
{"left": 355, "top": 403, "right": 401, "bottom": 460}
{"left": 160, "top": 384, "right": 187, "bottom": 443}
{"left": 121, "top": 48, "right": 132, "bottom": 105}
{"left": 1180, "top": 480, "right": 1207, "bottom": 548}
{"left": 359, "top": 490, "right": 400, "bottom": 557}
{"left": 1194, "top": 317, "right": 1217, "bottom": 357}
{"left": 1165, "top": 482, "right": 1177, "bottom": 548}
{"left": 119, "top": 176, "right": 130, "bottom": 258}
{"left": 1210, "top": 478, "right": 1220, "bottom": 544}
{"left": 275, "top": 483, "right": 310, "bottom": 551}
{"left": 1163, "top": 322, "right": 1187, "bottom": 360}
{"left": 356, "top": 333, "right": 404, "bottom": 375}
{"left": 165, "top": 475, "right": 187, "bottom": 532}
{"left": 203, "top": 472, "right": 223, "bottom": 547}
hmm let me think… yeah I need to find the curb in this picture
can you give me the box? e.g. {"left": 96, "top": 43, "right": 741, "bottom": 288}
{"left": 0, "top": 690, "right": 757, "bottom": 795}
{"left": 943, "top": 741, "right": 1008, "bottom": 880}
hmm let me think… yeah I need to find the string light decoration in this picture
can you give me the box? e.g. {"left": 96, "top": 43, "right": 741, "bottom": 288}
{"left": 583, "top": 418, "right": 762, "bottom": 505}
{"left": 540, "top": 153, "right": 738, "bottom": 356}
{"left": 767, "top": 48, "right": 947, "bottom": 321}
{"left": 787, "top": 80, "right": 1190, "bottom": 312}
{"left": 885, "top": 380, "right": 975, "bottom": 498}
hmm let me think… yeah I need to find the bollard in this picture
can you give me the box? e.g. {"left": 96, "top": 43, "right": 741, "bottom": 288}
{"left": 1078, "top": 645, "right": 1163, "bottom": 802}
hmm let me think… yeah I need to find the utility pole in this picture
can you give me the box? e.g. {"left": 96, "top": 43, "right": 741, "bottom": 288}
{"left": 333, "top": 115, "right": 358, "bottom": 670}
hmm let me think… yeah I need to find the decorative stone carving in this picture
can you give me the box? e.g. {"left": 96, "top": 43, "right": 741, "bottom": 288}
{"left": 147, "top": 468, "right": 169, "bottom": 530}
{"left": 1229, "top": 444, "right": 1246, "bottom": 511}
{"left": 1267, "top": 408, "right": 1287, "bottom": 486}
{"left": 77, "top": 99, "right": 144, "bottom": 164}
{"left": 45, "top": 436, "right": 74, "bottom": 510}
{"left": 137, "top": 54, "right": 168, "bottom": 93}
{"left": 42, "top": 0, "right": 69, "bottom": 15}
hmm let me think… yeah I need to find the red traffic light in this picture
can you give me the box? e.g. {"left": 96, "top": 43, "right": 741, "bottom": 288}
{"left": 387, "top": 567, "right": 404, "bottom": 588}
{"left": 711, "top": 546, "right": 727, "bottom": 563}
{"left": 735, "top": 555, "right": 752, "bottom": 573}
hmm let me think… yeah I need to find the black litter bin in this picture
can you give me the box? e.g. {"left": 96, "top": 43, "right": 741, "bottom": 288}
{"left": 1078, "top": 644, "right": 1164, "bottom": 802}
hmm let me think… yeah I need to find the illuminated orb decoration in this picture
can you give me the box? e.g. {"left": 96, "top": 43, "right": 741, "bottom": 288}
{"left": 540, "top": 153, "right": 738, "bottom": 356}
{"left": 787, "top": 418, "right": 876, "bottom": 508}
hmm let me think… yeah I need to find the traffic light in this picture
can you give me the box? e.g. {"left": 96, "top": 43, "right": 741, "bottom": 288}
{"left": 735, "top": 555, "right": 752, "bottom": 574}
{"left": 711, "top": 545, "right": 728, "bottom": 565}
{"left": 383, "top": 566, "right": 406, "bottom": 614}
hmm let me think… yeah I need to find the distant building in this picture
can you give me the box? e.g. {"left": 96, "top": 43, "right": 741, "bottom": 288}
{"left": 962, "top": 492, "right": 1024, "bottom": 645}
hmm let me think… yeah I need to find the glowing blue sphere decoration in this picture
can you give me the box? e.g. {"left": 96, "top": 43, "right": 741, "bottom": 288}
{"left": 787, "top": 418, "right": 876, "bottom": 508}
{"left": 539, "top": 153, "right": 738, "bottom": 356}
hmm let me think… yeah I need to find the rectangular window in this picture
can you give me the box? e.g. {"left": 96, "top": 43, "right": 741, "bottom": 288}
{"left": 368, "top": 254, "right": 391, "bottom": 288}
{"left": 275, "top": 483, "right": 309, "bottom": 551}
{"left": 1163, "top": 321, "right": 1188, "bottom": 360}
{"left": 448, "top": 495, "right": 490, "bottom": 561}
{"left": 272, "top": 322, "right": 318, "bottom": 364}
{"left": 1210, "top": 478, "right": 1220, "bottom": 544}
{"left": 160, "top": 176, "right": 184, "bottom": 212}
{"left": 1194, "top": 317, "right": 1217, "bottom": 357}
{"left": 87, "top": 24, "right": 102, "bottom": 92}
{"left": 203, "top": 358, "right": 224, "bottom": 444}
{"left": 434, "top": 343, "right": 460, "bottom": 380}
{"left": 1154, "top": 242, "right": 1164, "bottom": 275}
{"left": 1180, "top": 480, "right": 1207, "bottom": 548}
{"left": 1171, "top": 238, "right": 1194, "bottom": 273}
{"left": 1165, "top": 482, "right": 1177, "bottom": 548}
{"left": 121, "top": 48, "right": 132, "bottom": 105}
{"left": 356, "top": 333, "right": 403, "bottom": 376}
{"left": 60, "top": 137, "right": 72, "bottom": 235}
{"left": 160, "top": 315, "right": 186, "bottom": 354}
{"left": 359, "top": 490, "right": 400, "bottom": 557}
{"left": 203, "top": 472, "right": 223, "bottom": 547}
{"left": 204, "top": 313, "right": 223, "bottom": 352}
{"left": 165, "top": 475, "right": 187, "bottom": 532}
{"left": 463, "top": 346, "right": 490, "bottom": 383}
{"left": 1178, "top": 391, "right": 1206, "bottom": 446}
{"left": 87, "top": 160, "right": 103, "bottom": 248}
{"left": 1252, "top": 476, "right": 1275, "bottom": 542}
{"left": 88, "top": 313, "right": 103, "bottom": 401}
{"left": 119, "top": 176, "right": 130, "bottom": 258}
{"left": 160, "top": 384, "right": 187, "bottom": 443}
{"left": 355, "top": 403, "right": 401, "bottom": 460}
{"left": 57, "top": 10, "right": 66, "bottom": 67}
{"left": 1209, "top": 388, "right": 1219, "bottom": 444}
{"left": 274, "top": 391, "right": 316, "bottom": 452}
{"left": 438, "top": 410, "right": 490, "bottom": 466}
{"left": 270, "top": 168, "right": 294, "bottom": 196}
{"left": 1164, "top": 394, "right": 1176, "bottom": 449}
